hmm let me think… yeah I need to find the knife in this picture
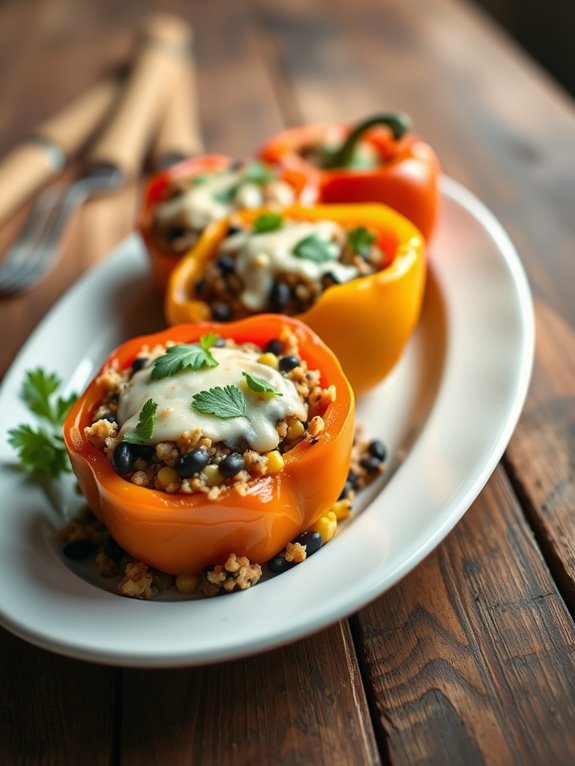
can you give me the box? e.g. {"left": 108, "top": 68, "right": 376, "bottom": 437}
{"left": 0, "top": 13, "right": 193, "bottom": 296}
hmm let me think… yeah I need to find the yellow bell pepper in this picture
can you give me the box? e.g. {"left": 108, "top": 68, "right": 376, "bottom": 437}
{"left": 165, "top": 204, "right": 426, "bottom": 395}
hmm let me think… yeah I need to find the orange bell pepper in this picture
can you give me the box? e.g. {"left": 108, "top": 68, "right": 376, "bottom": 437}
{"left": 165, "top": 204, "right": 426, "bottom": 395}
{"left": 259, "top": 112, "right": 440, "bottom": 241}
{"left": 63, "top": 316, "right": 355, "bottom": 575}
{"left": 138, "top": 155, "right": 314, "bottom": 292}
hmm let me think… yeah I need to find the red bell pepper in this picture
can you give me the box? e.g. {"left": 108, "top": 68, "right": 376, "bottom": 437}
{"left": 259, "top": 112, "right": 440, "bottom": 240}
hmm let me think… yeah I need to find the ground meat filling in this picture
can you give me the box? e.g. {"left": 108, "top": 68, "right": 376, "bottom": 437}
{"left": 152, "top": 160, "right": 296, "bottom": 256}
{"left": 84, "top": 328, "right": 334, "bottom": 499}
{"left": 194, "top": 214, "right": 386, "bottom": 322}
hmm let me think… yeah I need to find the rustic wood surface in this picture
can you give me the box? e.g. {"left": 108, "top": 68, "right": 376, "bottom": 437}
{"left": 1, "top": 0, "right": 575, "bottom": 764}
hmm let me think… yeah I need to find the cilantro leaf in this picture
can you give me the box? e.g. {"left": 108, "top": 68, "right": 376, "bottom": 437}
{"left": 200, "top": 332, "right": 220, "bottom": 351}
{"left": 8, "top": 424, "right": 71, "bottom": 478}
{"left": 213, "top": 184, "right": 239, "bottom": 204}
{"left": 190, "top": 174, "right": 209, "bottom": 185}
{"left": 241, "top": 161, "right": 276, "bottom": 185}
{"left": 253, "top": 212, "right": 283, "bottom": 234}
{"left": 242, "top": 371, "right": 282, "bottom": 396}
{"left": 347, "top": 226, "right": 376, "bottom": 257}
{"left": 123, "top": 399, "right": 157, "bottom": 444}
{"left": 192, "top": 385, "right": 247, "bottom": 419}
{"left": 293, "top": 234, "right": 340, "bottom": 263}
{"left": 21, "top": 368, "right": 76, "bottom": 426}
{"left": 152, "top": 342, "right": 219, "bottom": 380}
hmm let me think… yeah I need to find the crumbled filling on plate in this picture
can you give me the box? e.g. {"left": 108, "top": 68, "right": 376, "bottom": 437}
{"left": 61, "top": 429, "right": 387, "bottom": 599}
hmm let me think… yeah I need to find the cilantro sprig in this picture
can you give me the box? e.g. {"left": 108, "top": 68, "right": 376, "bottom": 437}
{"left": 241, "top": 161, "right": 276, "bottom": 185}
{"left": 347, "top": 226, "right": 376, "bottom": 257}
{"left": 152, "top": 334, "right": 220, "bottom": 380}
{"left": 123, "top": 399, "right": 157, "bottom": 444}
{"left": 192, "top": 385, "right": 247, "bottom": 419}
{"left": 242, "top": 371, "right": 282, "bottom": 396}
{"left": 253, "top": 212, "right": 283, "bottom": 234}
{"left": 7, "top": 368, "right": 77, "bottom": 478}
{"left": 293, "top": 234, "right": 340, "bottom": 263}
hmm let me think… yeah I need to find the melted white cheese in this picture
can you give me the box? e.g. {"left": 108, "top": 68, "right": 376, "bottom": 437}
{"left": 155, "top": 171, "right": 242, "bottom": 231}
{"left": 221, "top": 221, "right": 359, "bottom": 310}
{"left": 117, "top": 346, "right": 307, "bottom": 453}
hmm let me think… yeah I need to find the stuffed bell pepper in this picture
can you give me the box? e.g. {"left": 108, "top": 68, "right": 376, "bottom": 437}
{"left": 165, "top": 203, "right": 426, "bottom": 394}
{"left": 63, "top": 315, "right": 355, "bottom": 577}
{"left": 138, "top": 155, "right": 315, "bottom": 291}
{"left": 259, "top": 112, "right": 440, "bottom": 241}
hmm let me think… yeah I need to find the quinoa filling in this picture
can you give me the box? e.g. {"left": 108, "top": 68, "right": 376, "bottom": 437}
{"left": 194, "top": 213, "right": 386, "bottom": 321}
{"left": 85, "top": 327, "right": 335, "bottom": 499}
{"left": 152, "top": 160, "right": 296, "bottom": 256}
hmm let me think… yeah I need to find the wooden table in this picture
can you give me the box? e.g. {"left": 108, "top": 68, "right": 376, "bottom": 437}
{"left": 1, "top": 0, "right": 575, "bottom": 763}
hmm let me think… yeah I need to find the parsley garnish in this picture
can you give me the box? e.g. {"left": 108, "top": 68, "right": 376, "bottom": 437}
{"left": 191, "top": 385, "right": 247, "bottom": 419}
{"left": 242, "top": 371, "right": 282, "bottom": 396}
{"left": 253, "top": 212, "right": 283, "bottom": 234}
{"left": 123, "top": 398, "right": 157, "bottom": 444}
{"left": 242, "top": 161, "right": 276, "bottom": 185}
{"left": 293, "top": 234, "right": 339, "bottom": 263}
{"left": 347, "top": 226, "right": 376, "bottom": 257}
{"left": 152, "top": 335, "right": 220, "bottom": 380}
{"left": 7, "top": 368, "right": 77, "bottom": 478}
{"left": 213, "top": 184, "right": 239, "bottom": 204}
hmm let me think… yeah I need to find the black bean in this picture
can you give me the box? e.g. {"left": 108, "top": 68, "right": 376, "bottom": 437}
{"left": 367, "top": 439, "right": 387, "bottom": 462}
{"left": 212, "top": 303, "right": 232, "bottom": 321}
{"left": 103, "top": 536, "right": 125, "bottom": 563}
{"left": 293, "top": 530, "right": 323, "bottom": 556}
{"left": 264, "top": 338, "right": 283, "bottom": 356}
{"left": 217, "top": 255, "right": 236, "bottom": 274}
{"left": 360, "top": 456, "right": 382, "bottom": 474}
{"left": 195, "top": 278, "right": 206, "bottom": 295}
{"left": 227, "top": 224, "right": 242, "bottom": 236}
{"left": 338, "top": 480, "right": 354, "bottom": 500}
{"left": 131, "top": 356, "right": 149, "bottom": 373}
{"left": 63, "top": 539, "right": 97, "bottom": 560}
{"left": 112, "top": 442, "right": 135, "bottom": 475}
{"left": 175, "top": 449, "right": 210, "bottom": 478}
{"left": 347, "top": 470, "right": 359, "bottom": 489}
{"left": 279, "top": 355, "right": 300, "bottom": 372}
{"left": 100, "top": 411, "right": 117, "bottom": 423}
{"left": 168, "top": 226, "right": 186, "bottom": 241}
{"left": 131, "top": 444, "right": 155, "bottom": 461}
{"left": 267, "top": 556, "right": 295, "bottom": 574}
{"left": 269, "top": 280, "right": 290, "bottom": 310}
{"left": 322, "top": 271, "right": 341, "bottom": 286}
{"left": 219, "top": 452, "right": 244, "bottom": 478}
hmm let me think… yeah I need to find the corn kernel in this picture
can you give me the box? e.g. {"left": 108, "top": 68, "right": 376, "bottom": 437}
{"left": 175, "top": 574, "right": 201, "bottom": 594}
{"left": 326, "top": 510, "right": 337, "bottom": 522}
{"left": 314, "top": 514, "right": 337, "bottom": 544}
{"left": 287, "top": 420, "right": 305, "bottom": 441}
{"left": 257, "top": 352, "right": 279, "bottom": 369}
{"left": 331, "top": 499, "right": 352, "bottom": 521}
{"left": 157, "top": 466, "right": 178, "bottom": 487}
{"left": 264, "top": 450, "right": 285, "bottom": 474}
{"left": 204, "top": 464, "right": 223, "bottom": 486}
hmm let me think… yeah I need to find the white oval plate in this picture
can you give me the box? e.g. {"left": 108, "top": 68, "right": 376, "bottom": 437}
{"left": 0, "top": 178, "right": 534, "bottom": 667}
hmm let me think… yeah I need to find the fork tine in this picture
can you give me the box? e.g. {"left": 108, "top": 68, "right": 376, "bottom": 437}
{"left": 0, "top": 185, "right": 85, "bottom": 296}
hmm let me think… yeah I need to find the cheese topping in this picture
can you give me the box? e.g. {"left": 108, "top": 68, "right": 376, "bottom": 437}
{"left": 221, "top": 222, "right": 359, "bottom": 310}
{"left": 117, "top": 347, "right": 307, "bottom": 453}
{"left": 155, "top": 171, "right": 242, "bottom": 231}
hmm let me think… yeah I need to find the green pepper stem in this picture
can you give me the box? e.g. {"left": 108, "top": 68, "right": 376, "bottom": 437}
{"left": 320, "top": 112, "right": 412, "bottom": 170}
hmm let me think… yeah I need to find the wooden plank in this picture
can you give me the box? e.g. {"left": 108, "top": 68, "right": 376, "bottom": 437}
{"left": 120, "top": 624, "right": 380, "bottom": 766}
{"left": 352, "top": 469, "right": 575, "bottom": 765}
{"left": 0, "top": 629, "right": 116, "bottom": 765}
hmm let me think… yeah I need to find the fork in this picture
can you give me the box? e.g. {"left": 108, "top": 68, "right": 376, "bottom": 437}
{"left": 0, "top": 14, "right": 194, "bottom": 297}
